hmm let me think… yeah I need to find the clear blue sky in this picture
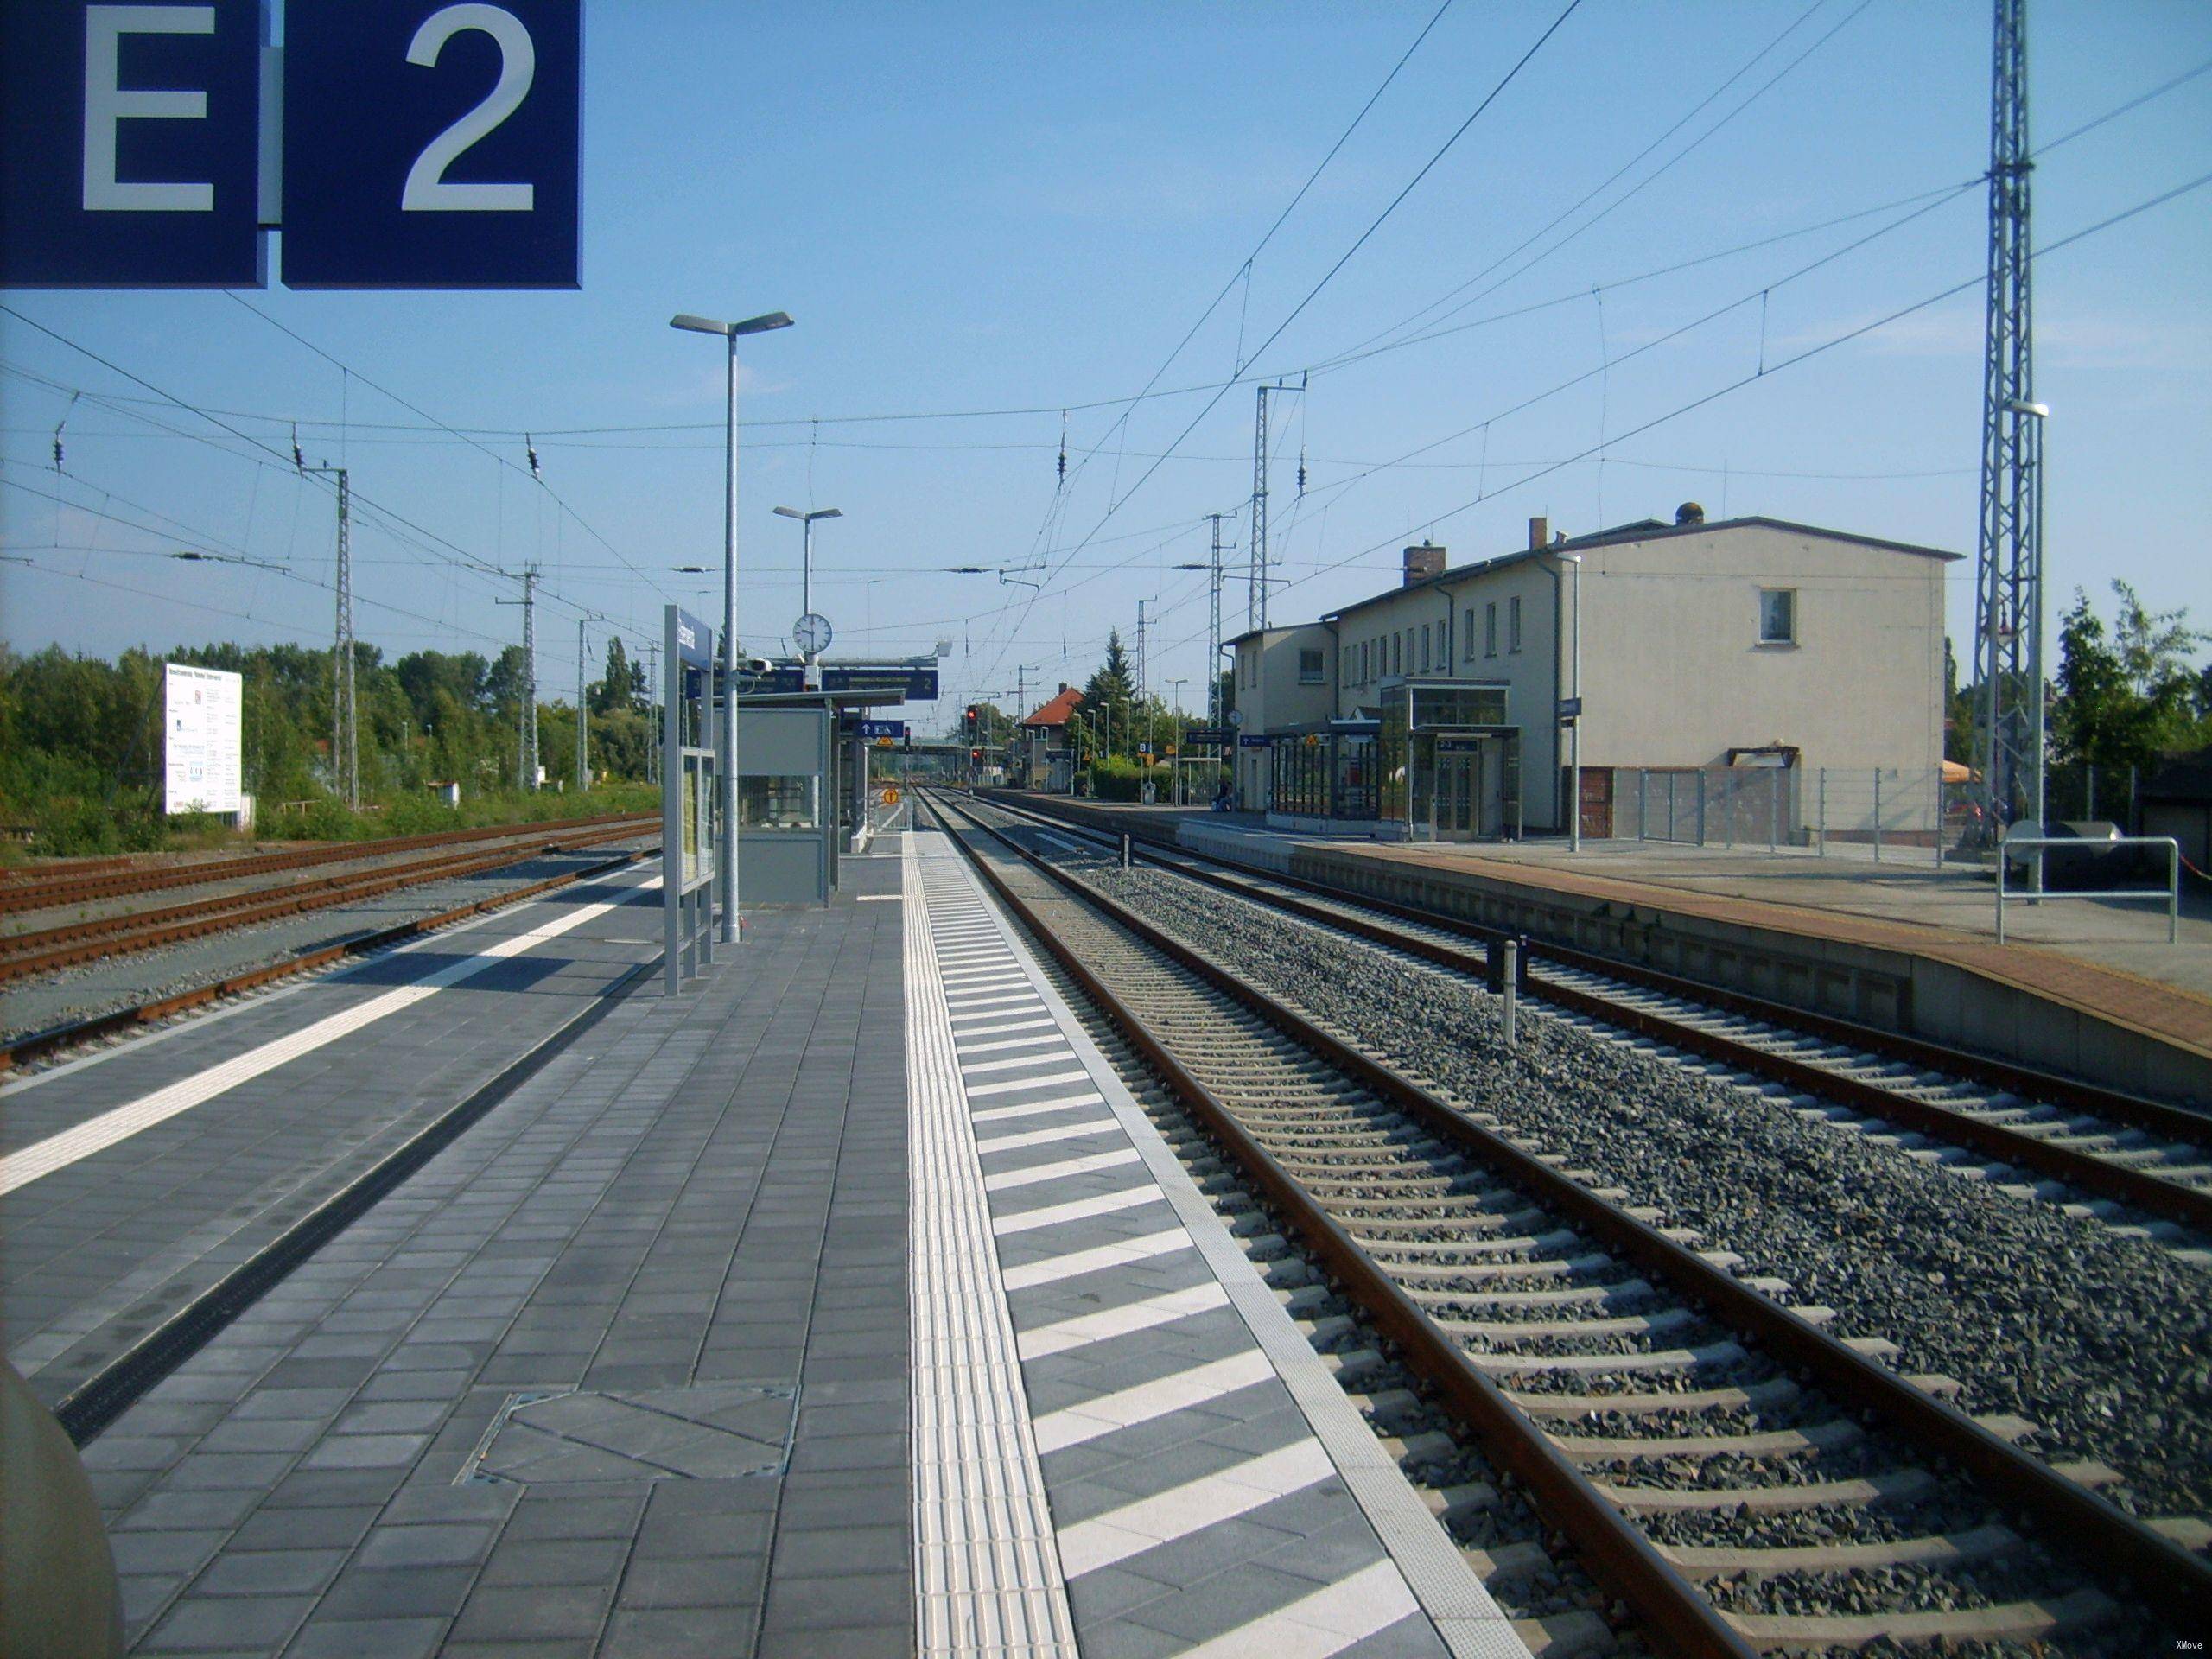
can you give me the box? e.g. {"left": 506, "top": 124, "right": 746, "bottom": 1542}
{"left": 4, "top": 0, "right": 2208, "bottom": 734}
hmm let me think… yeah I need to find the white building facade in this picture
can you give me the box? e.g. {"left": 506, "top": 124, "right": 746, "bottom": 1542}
{"left": 1227, "top": 507, "right": 1957, "bottom": 840}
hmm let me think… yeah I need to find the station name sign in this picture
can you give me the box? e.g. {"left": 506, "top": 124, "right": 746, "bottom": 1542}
{"left": 747, "top": 665, "right": 940, "bottom": 701}
{"left": 0, "top": 0, "right": 582, "bottom": 289}
{"left": 671, "top": 606, "right": 713, "bottom": 668}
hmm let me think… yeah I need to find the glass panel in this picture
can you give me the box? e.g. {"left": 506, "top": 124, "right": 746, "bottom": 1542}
{"left": 1409, "top": 686, "right": 1507, "bottom": 728}
{"left": 741, "top": 775, "right": 818, "bottom": 829}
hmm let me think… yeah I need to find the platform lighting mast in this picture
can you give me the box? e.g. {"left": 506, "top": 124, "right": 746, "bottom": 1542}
{"left": 644, "top": 639, "right": 659, "bottom": 785}
{"left": 1249, "top": 378, "right": 1305, "bottom": 633}
{"left": 1972, "top": 0, "right": 2042, "bottom": 843}
{"left": 576, "top": 613, "right": 603, "bottom": 794}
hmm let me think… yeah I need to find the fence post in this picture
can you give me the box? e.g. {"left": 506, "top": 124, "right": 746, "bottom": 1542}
{"left": 1638, "top": 769, "right": 1648, "bottom": 842}
{"left": 1499, "top": 938, "right": 1518, "bottom": 1047}
{"left": 2085, "top": 764, "right": 2094, "bottom": 821}
{"left": 1769, "top": 770, "right": 1780, "bottom": 851}
{"left": 1872, "top": 769, "right": 1883, "bottom": 862}
{"left": 1934, "top": 765, "right": 1944, "bottom": 867}
{"left": 2131, "top": 765, "right": 2139, "bottom": 836}
{"left": 1817, "top": 768, "right": 1827, "bottom": 856}
{"left": 1723, "top": 770, "right": 1735, "bottom": 849}
{"left": 1695, "top": 770, "right": 1707, "bottom": 846}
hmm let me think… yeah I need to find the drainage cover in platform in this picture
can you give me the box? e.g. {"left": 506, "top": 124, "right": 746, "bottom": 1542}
{"left": 459, "top": 1382, "right": 798, "bottom": 1485}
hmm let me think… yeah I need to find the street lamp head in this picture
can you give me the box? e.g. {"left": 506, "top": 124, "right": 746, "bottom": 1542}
{"left": 671, "top": 310, "right": 794, "bottom": 339}
{"left": 774, "top": 505, "right": 844, "bottom": 524}
{"left": 2005, "top": 398, "right": 2050, "bottom": 419}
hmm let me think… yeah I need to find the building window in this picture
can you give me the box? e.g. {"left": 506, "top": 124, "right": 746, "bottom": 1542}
{"left": 1484, "top": 602, "right": 1497, "bottom": 658}
{"left": 1465, "top": 610, "right": 1478, "bottom": 659}
{"left": 1419, "top": 625, "right": 1430, "bottom": 672}
{"left": 1759, "top": 588, "right": 1796, "bottom": 645}
{"left": 1508, "top": 595, "right": 1522, "bottom": 653}
{"left": 1392, "top": 633, "right": 1402, "bottom": 677}
{"left": 1299, "top": 648, "right": 1325, "bottom": 685}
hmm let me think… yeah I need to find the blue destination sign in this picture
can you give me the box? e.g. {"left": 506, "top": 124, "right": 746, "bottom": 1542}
{"left": 0, "top": 0, "right": 581, "bottom": 289}
{"left": 1184, "top": 727, "right": 1233, "bottom": 745}
{"left": 857, "top": 720, "right": 907, "bottom": 741}
{"left": 671, "top": 607, "right": 713, "bottom": 668}
{"left": 1238, "top": 734, "right": 1271, "bottom": 749}
{"left": 746, "top": 665, "right": 938, "bottom": 700}
{"left": 283, "top": 0, "right": 581, "bottom": 289}
{"left": 0, "top": 0, "right": 266, "bottom": 287}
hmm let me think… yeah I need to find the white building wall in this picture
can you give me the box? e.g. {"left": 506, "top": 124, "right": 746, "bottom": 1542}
{"left": 1231, "top": 626, "right": 1335, "bottom": 807}
{"left": 1573, "top": 523, "right": 1947, "bottom": 778}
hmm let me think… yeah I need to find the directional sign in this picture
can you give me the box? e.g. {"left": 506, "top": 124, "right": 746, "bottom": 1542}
{"left": 0, "top": 0, "right": 267, "bottom": 287}
{"left": 1556, "top": 696, "right": 1583, "bottom": 719}
{"left": 1185, "top": 727, "right": 1233, "bottom": 745}
{"left": 283, "top": 0, "right": 581, "bottom": 289}
{"left": 857, "top": 720, "right": 906, "bottom": 741}
{"left": 1238, "top": 734, "right": 1270, "bottom": 749}
{"left": 747, "top": 665, "right": 939, "bottom": 700}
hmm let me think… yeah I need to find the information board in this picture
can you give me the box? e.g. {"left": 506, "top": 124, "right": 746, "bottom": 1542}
{"left": 164, "top": 662, "right": 243, "bottom": 814}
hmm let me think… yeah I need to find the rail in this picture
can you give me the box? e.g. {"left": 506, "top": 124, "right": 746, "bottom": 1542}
{"left": 1997, "top": 834, "right": 2180, "bottom": 944}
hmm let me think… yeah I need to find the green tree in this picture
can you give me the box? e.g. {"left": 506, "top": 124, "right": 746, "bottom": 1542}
{"left": 1080, "top": 632, "right": 1135, "bottom": 757}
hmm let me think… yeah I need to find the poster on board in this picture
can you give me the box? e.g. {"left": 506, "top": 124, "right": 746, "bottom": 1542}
{"left": 164, "top": 663, "right": 243, "bottom": 815}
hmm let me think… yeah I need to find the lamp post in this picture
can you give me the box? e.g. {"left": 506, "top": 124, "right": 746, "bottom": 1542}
{"left": 1563, "top": 553, "right": 1584, "bottom": 852}
{"left": 671, "top": 308, "right": 794, "bottom": 944}
{"left": 772, "top": 505, "right": 842, "bottom": 690}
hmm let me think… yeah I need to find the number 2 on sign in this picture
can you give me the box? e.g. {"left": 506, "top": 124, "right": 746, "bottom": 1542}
{"left": 402, "top": 4, "right": 536, "bottom": 212}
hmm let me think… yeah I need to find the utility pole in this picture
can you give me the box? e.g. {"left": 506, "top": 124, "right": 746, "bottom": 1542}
{"left": 1973, "top": 0, "right": 2039, "bottom": 845}
{"left": 1249, "top": 378, "right": 1305, "bottom": 633}
{"left": 644, "top": 639, "right": 659, "bottom": 785}
{"left": 575, "top": 613, "right": 602, "bottom": 794}
{"left": 1209, "top": 513, "right": 1225, "bottom": 726}
{"left": 297, "top": 460, "right": 355, "bottom": 809}
{"left": 499, "top": 566, "right": 541, "bottom": 791}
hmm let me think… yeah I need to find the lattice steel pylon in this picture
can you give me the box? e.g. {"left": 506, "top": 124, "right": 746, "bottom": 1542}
{"left": 298, "top": 459, "right": 355, "bottom": 809}
{"left": 1972, "top": 0, "right": 2044, "bottom": 842}
{"left": 1249, "top": 388, "right": 1270, "bottom": 633}
{"left": 519, "top": 565, "right": 539, "bottom": 791}
{"left": 1207, "top": 512, "right": 1225, "bottom": 726}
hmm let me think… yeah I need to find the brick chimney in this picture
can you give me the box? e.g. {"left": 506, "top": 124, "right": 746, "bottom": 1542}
{"left": 1402, "top": 541, "right": 1446, "bottom": 585}
{"left": 1528, "top": 516, "right": 1548, "bottom": 550}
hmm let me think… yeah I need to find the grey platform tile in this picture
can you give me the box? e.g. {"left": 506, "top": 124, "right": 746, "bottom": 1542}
{"left": 353, "top": 1521, "right": 499, "bottom": 1570}
{"left": 600, "top": 1606, "right": 760, "bottom": 1659}
{"left": 1122, "top": 1560, "right": 1335, "bottom": 1644}
{"left": 141, "top": 1592, "right": 317, "bottom": 1651}
{"left": 757, "top": 1568, "right": 913, "bottom": 1634}
{"left": 618, "top": 1552, "right": 766, "bottom": 1609}
{"left": 194, "top": 1547, "right": 349, "bottom": 1598}
{"left": 314, "top": 1565, "right": 477, "bottom": 1622}
{"left": 282, "top": 1616, "right": 450, "bottom": 1659}
{"left": 1062, "top": 1617, "right": 1185, "bottom": 1659}
{"left": 228, "top": 1506, "right": 381, "bottom": 1553}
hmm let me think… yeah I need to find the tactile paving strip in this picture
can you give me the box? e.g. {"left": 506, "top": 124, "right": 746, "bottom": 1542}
{"left": 906, "top": 836, "right": 1084, "bottom": 1657}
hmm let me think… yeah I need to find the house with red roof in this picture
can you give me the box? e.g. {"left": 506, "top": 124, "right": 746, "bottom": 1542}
{"left": 1017, "top": 685, "right": 1083, "bottom": 791}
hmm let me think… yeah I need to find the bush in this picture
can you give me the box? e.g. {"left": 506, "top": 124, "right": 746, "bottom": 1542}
{"left": 1088, "top": 758, "right": 1174, "bottom": 803}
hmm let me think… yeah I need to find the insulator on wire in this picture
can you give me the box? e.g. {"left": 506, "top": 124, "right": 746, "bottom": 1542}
{"left": 291, "top": 423, "right": 304, "bottom": 472}
{"left": 526, "top": 435, "right": 542, "bottom": 480}
{"left": 1296, "top": 450, "right": 1306, "bottom": 499}
{"left": 52, "top": 433, "right": 63, "bottom": 473}
{"left": 1057, "top": 410, "right": 1067, "bottom": 485}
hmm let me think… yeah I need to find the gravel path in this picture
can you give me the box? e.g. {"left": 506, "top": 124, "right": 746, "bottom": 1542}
{"left": 0, "top": 840, "right": 653, "bottom": 1043}
{"left": 1089, "top": 855, "right": 2212, "bottom": 1525}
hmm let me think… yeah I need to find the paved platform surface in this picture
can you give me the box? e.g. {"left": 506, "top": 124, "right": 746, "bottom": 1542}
{"left": 31, "top": 833, "right": 1514, "bottom": 1657}
{"left": 1031, "top": 798, "right": 2212, "bottom": 1065}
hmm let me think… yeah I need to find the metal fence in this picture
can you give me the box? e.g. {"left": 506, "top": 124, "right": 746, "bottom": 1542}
{"left": 1606, "top": 766, "right": 1960, "bottom": 861}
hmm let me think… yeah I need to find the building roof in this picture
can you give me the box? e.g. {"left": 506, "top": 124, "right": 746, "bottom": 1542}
{"left": 1320, "top": 514, "right": 1963, "bottom": 626}
{"left": 1020, "top": 687, "right": 1083, "bottom": 728}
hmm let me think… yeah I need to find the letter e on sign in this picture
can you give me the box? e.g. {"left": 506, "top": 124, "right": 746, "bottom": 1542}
{"left": 281, "top": 0, "right": 579, "bottom": 289}
{"left": 0, "top": 0, "right": 264, "bottom": 286}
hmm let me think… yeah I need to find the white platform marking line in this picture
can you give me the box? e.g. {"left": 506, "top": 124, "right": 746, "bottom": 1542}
{"left": 1031, "top": 1350, "right": 1277, "bottom": 1453}
{"left": 946, "top": 994, "right": 1044, "bottom": 1015}
{"left": 969, "top": 1092, "right": 1107, "bottom": 1124}
{"left": 973, "top": 1116, "right": 1121, "bottom": 1153}
{"left": 983, "top": 1147, "right": 1142, "bottom": 1192}
{"left": 0, "top": 878, "right": 660, "bottom": 1196}
{"left": 950, "top": 1016, "right": 1059, "bottom": 1039}
{"left": 1179, "top": 1560, "right": 1420, "bottom": 1659}
{"left": 1056, "top": 1439, "right": 1338, "bottom": 1577}
{"left": 991, "top": 1185, "right": 1163, "bottom": 1236}
{"left": 957, "top": 1033, "right": 1068, "bottom": 1057}
{"left": 1000, "top": 1230, "right": 1192, "bottom": 1292}
{"left": 965, "top": 1068, "right": 1092, "bottom": 1097}
{"left": 961, "top": 1052, "right": 1080, "bottom": 1077}
{"left": 904, "top": 834, "right": 1079, "bottom": 1657}
{"left": 1017, "top": 1281, "right": 1230, "bottom": 1361}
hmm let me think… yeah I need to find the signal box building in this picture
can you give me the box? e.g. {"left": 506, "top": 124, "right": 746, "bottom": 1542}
{"left": 1226, "top": 505, "right": 1957, "bottom": 840}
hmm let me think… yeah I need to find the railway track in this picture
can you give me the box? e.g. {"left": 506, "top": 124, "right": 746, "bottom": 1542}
{"left": 926, "top": 789, "right": 2210, "bottom": 1655}
{"left": 0, "top": 810, "right": 655, "bottom": 916}
{"left": 0, "top": 817, "right": 656, "bottom": 983}
{"left": 975, "top": 791, "right": 2212, "bottom": 1248}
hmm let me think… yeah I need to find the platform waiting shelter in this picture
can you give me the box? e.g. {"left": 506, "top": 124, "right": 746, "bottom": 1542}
{"left": 662, "top": 605, "right": 721, "bottom": 993}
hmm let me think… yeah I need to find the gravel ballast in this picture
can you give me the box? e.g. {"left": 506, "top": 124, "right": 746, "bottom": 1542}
{"left": 1082, "top": 854, "right": 2212, "bottom": 1525}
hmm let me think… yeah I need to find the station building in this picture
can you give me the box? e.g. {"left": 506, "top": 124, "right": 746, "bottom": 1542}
{"left": 1227, "top": 505, "right": 1958, "bottom": 839}
{"left": 1015, "top": 683, "right": 1083, "bottom": 791}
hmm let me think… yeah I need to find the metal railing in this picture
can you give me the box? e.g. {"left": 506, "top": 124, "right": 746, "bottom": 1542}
{"left": 1995, "top": 836, "right": 2180, "bottom": 944}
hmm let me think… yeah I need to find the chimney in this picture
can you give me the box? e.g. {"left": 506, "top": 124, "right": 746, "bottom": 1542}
{"left": 1528, "top": 516, "right": 1548, "bottom": 550}
{"left": 1675, "top": 500, "right": 1706, "bottom": 526}
{"left": 1402, "top": 541, "right": 1446, "bottom": 585}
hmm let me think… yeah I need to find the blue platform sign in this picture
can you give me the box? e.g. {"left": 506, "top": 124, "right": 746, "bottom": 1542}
{"left": 671, "top": 607, "right": 713, "bottom": 669}
{"left": 283, "top": 0, "right": 581, "bottom": 289}
{"left": 0, "top": 0, "right": 266, "bottom": 288}
{"left": 857, "top": 720, "right": 906, "bottom": 741}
